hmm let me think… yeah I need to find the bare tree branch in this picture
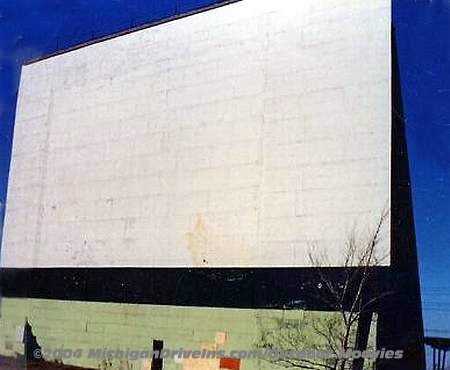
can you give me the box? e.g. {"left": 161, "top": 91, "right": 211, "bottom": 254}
{"left": 257, "top": 210, "right": 390, "bottom": 370}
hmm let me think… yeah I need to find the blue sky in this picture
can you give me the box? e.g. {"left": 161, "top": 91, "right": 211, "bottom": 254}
{"left": 0, "top": 0, "right": 449, "bottom": 344}
{"left": 393, "top": 0, "right": 450, "bottom": 341}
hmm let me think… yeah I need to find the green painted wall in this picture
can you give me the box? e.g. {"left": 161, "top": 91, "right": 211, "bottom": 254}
{"left": 0, "top": 298, "right": 375, "bottom": 369}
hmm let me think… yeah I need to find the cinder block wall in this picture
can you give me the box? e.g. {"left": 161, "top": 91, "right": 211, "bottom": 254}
{"left": 0, "top": 298, "right": 366, "bottom": 369}
{"left": 1, "top": 0, "right": 390, "bottom": 267}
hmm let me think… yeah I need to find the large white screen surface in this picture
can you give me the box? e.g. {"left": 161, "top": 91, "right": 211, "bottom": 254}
{"left": 1, "top": 0, "right": 391, "bottom": 267}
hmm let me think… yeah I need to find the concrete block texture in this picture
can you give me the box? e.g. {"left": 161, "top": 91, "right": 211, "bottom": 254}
{"left": 1, "top": 0, "right": 391, "bottom": 267}
{"left": 0, "top": 298, "right": 375, "bottom": 370}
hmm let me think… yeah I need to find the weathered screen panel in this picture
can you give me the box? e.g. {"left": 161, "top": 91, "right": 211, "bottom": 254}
{"left": 1, "top": 0, "right": 391, "bottom": 267}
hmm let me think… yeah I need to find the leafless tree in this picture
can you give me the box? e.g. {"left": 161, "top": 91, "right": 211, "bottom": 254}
{"left": 257, "top": 210, "right": 391, "bottom": 370}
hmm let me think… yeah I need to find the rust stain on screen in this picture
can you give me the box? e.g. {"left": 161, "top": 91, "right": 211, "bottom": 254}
{"left": 187, "top": 214, "right": 209, "bottom": 266}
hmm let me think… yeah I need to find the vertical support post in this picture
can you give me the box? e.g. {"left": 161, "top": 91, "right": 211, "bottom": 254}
{"left": 352, "top": 311, "right": 373, "bottom": 370}
{"left": 433, "top": 348, "right": 437, "bottom": 370}
{"left": 152, "top": 339, "right": 164, "bottom": 370}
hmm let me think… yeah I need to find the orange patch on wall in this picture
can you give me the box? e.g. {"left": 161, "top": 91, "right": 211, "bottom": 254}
{"left": 181, "top": 332, "right": 233, "bottom": 370}
{"left": 220, "top": 358, "right": 241, "bottom": 370}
